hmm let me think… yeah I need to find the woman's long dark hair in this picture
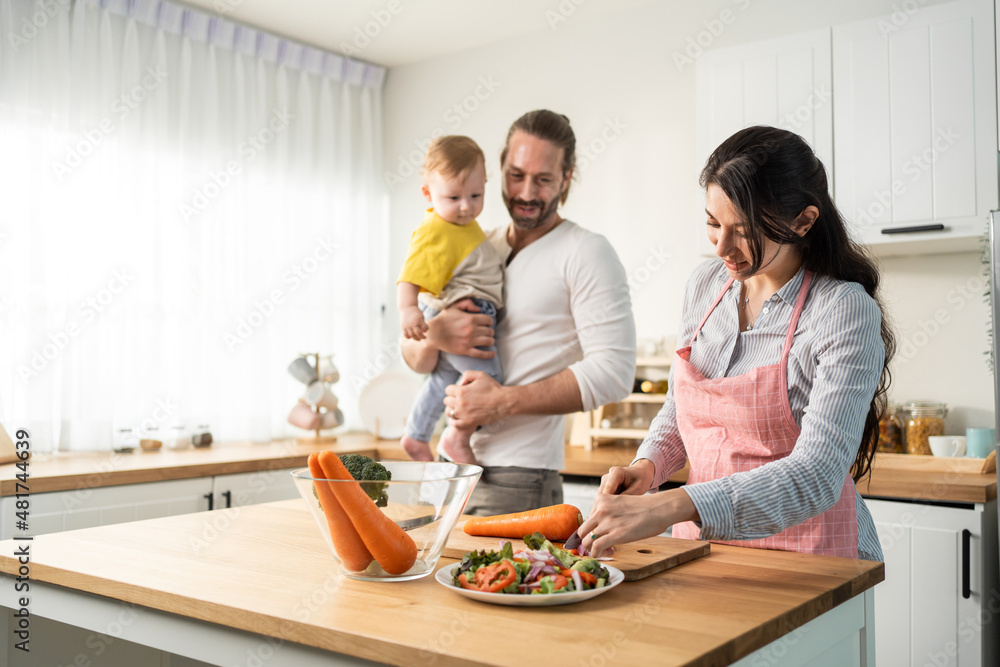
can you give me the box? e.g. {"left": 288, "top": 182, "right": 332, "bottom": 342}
{"left": 700, "top": 126, "right": 895, "bottom": 483}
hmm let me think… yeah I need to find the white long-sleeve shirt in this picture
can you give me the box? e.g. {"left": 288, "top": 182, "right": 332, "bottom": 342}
{"left": 636, "top": 260, "right": 884, "bottom": 561}
{"left": 469, "top": 221, "right": 636, "bottom": 470}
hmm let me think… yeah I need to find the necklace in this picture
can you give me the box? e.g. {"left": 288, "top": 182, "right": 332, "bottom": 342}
{"left": 741, "top": 285, "right": 760, "bottom": 331}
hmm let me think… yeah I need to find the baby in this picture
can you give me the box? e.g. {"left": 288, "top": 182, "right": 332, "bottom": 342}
{"left": 397, "top": 135, "right": 503, "bottom": 464}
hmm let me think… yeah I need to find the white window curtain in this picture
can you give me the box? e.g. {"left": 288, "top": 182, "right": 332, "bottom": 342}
{"left": 0, "top": 0, "right": 388, "bottom": 451}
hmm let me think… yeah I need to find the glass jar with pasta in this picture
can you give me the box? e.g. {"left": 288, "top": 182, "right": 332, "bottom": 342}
{"left": 900, "top": 401, "right": 947, "bottom": 455}
{"left": 876, "top": 404, "right": 903, "bottom": 454}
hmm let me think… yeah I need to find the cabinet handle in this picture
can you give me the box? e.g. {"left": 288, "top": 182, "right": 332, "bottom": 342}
{"left": 222, "top": 490, "right": 232, "bottom": 509}
{"left": 204, "top": 492, "right": 214, "bottom": 511}
{"left": 962, "top": 528, "right": 972, "bottom": 599}
{"left": 880, "top": 223, "right": 946, "bottom": 235}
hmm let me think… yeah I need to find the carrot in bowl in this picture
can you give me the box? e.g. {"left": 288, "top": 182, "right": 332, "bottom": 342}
{"left": 463, "top": 504, "right": 583, "bottom": 541}
{"left": 317, "top": 451, "right": 418, "bottom": 576}
{"left": 308, "top": 453, "right": 374, "bottom": 572}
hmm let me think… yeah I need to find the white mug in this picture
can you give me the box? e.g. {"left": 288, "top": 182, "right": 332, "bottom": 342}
{"left": 928, "top": 435, "right": 966, "bottom": 458}
{"left": 288, "top": 357, "right": 317, "bottom": 384}
{"left": 304, "top": 382, "right": 339, "bottom": 411}
{"left": 318, "top": 357, "right": 339, "bottom": 384}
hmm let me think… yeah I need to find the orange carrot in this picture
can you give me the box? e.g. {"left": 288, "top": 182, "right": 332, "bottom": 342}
{"left": 308, "top": 454, "right": 374, "bottom": 572}
{"left": 317, "top": 451, "right": 417, "bottom": 576}
{"left": 462, "top": 504, "right": 583, "bottom": 541}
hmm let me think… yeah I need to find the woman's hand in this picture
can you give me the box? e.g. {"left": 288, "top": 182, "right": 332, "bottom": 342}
{"left": 578, "top": 486, "right": 699, "bottom": 557}
{"left": 427, "top": 299, "right": 496, "bottom": 359}
{"left": 599, "top": 459, "right": 655, "bottom": 496}
{"left": 443, "top": 371, "right": 508, "bottom": 429}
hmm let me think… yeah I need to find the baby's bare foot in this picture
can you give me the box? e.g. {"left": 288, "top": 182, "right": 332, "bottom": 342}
{"left": 437, "top": 426, "right": 478, "bottom": 465}
{"left": 401, "top": 435, "right": 433, "bottom": 462}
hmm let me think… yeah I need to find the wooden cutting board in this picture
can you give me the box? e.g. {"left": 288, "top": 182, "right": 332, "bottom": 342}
{"left": 442, "top": 523, "right": 710, "bottom": 582}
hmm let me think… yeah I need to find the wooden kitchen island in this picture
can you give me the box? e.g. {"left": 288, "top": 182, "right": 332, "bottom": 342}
{"left": 0, "top": 499, "right": 882, "bottom": 667}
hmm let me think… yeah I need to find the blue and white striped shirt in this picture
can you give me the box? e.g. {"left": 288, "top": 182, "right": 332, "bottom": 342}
{"left": 636, "top": 259, "right": 884, "bottom": 561}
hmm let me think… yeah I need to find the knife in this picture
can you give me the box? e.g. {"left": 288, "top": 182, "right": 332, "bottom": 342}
{"left": 394, "top": 515, "right": 439, "bottom": 531}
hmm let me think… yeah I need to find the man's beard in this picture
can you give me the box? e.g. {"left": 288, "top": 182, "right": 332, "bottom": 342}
{"left": 503, "top": 190, "right": 561, "bottom": 231}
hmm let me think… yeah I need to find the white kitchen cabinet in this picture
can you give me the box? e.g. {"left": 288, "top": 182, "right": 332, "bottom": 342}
{"left": 695, "top": 28, "right": 833, "bottom": 255}
{"left": 562, "top": 477, "right": 600, "bottom": 520}
{"left": 210, "top": 467, "right": 299, "bottom": 509}
{"left": 0, "top": 477, "right": 213, "bottom": 540}
{"left": 833, "top": 0, "right": 998, "bottom": 254}
{"left": 0, "top": 467, "right": 300, "bottom": 540}
{"left": 866, "top": 497, "right": 999, "bottom": 666}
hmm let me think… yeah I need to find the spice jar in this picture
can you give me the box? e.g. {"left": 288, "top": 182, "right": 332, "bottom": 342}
{"left": 900, "top": 401, "right": 947, "bottom": 455}
{"left": 113, "top": 427, "right": 136, "bottom": 453}
{"left": 191, "top": 424, "right": 213, "bottom": 448}
{"left": 876, "top": 405, "right": 903, "bottom": 454}
{"left": 165, "top": 425, "right": 191, "bottom": 451}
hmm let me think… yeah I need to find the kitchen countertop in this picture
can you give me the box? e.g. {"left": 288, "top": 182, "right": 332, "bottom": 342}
{"left": 0, "top": 434, "right": 398, "bottom": 496}
{"left": 563, "top": 444, "right": 998, "bottom": 504}
{"left": 1, "top": 434, "right": 993, "bottom": 504}
{"left": 0, "top": 498, "right": 883, "bottom": 666}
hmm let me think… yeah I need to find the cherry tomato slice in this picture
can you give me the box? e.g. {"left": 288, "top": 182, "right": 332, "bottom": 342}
{"left": 473, "top": 560, "right": 517, "bottom": 593}
{"left": 560, "top": 568, "right": 597, "bottom": 587}
{"left": 547, "top": 574, "right": 568, "bottom": 591}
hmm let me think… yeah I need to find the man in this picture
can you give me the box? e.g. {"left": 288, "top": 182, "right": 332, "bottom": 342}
{"left": 402, "top": 109, "right": 636, "bottom": 515}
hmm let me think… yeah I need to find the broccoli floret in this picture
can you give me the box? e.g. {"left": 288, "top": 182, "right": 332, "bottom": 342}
{"left": 339, "top": 454, "right": 391, "bottom": 507}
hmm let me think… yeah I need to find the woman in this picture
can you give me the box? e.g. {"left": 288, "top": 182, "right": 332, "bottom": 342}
{"left": 579, "top": 126, "right": 894, "bottom": 561}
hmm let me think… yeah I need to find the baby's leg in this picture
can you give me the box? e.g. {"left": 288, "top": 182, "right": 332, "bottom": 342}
{"left": 403, "top": 349, "right": 458, "bottom": 462}
{"left": 401, "top": 435, "right": 433, "bottom": 461}
{"left": 437, "top": 425, "right": 477, "bottom": 465}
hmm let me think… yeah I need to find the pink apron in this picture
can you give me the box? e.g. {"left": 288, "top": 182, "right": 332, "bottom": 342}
{"left": 670, "top": 271, "right": 858, "bottom": 557}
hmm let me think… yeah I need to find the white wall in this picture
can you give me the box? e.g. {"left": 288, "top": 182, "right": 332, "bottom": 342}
{"left": 382, "top": 0, "right": 994, "bottom": 431}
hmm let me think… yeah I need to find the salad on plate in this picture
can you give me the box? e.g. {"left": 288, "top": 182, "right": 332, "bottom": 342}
{"left": 451, "top": 532, "right": 612, "bottom": 595}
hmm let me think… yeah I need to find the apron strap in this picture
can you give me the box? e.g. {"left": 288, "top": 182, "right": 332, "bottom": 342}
{"left": 780, "top": 270, "right": 813, "bottom": 363}
{"left": 691, "top": 277, "right": 735, "bottom": 343}
{"left": 692, "top": 269, "right": 814, "bottom": 350}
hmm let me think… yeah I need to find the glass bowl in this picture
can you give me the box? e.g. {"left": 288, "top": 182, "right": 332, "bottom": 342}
{"left": 291, "top": 461, "right": 482, "bottom": 582}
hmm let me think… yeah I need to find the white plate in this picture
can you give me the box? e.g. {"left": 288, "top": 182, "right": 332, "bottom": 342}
{"left": 434, "top": 562, "right": 624, "bottom": 606}
{"left": 358, "top": 372, "right": 424, "bottom": 439}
